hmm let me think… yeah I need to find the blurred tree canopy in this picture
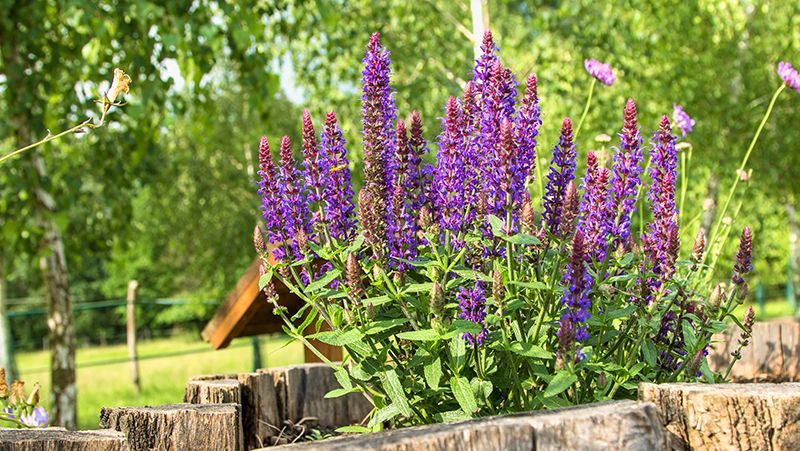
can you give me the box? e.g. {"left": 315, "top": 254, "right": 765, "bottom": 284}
{"left": 1, "top": 0, "right": 799, "bottom": 354}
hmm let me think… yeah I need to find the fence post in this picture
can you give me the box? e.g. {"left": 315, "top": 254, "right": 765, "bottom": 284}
{"left": 127, "top": 280, "right": 140, "bottom": 392}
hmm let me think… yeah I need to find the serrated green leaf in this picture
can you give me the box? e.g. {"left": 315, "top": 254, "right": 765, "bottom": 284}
{"left": 504, "top": 233, "right": 541, "bottom": 245}
{"left": 258, "top": 271, "right": 273, "bottom": 290}
{"left": 544, "top": 371, "right": 577, "bottom": 398}
{"left": 404, "top": 282, "right": 434, "bottom": 294}
{"left": 452, "top": 269, "right": 493, "bottom": 282}
{"left": 450, "top": 376, "right": 477, "bottom": 415}
{"left": 369, "top": 404, "right": 401, "bottom": 427}
{"left": 435, "top": 410, "right": 471, "bottom": 423}
{"left": 449, "top": 336, "right": 467, "bottom": 372}
{"left": 424, "top": 357, "right": 442, "bottom": 390}
{"left": 628, "top": 362, "right": 646, "bottom": 378}
{"left": 364, "top": 295, "right": 391, "bottom": 306}
{"left": 334, "top": 366, "right": 352, "bottom": 390}
{"left": 510, "top": 281, "right": 547, "bottom": 290}
{"left": 642, "top": 340, "right": 657, "bottom": 368}
{"left": 488, "top": 215, "right": 505, "bottom": 237}
{"left": 397, "top": 329, "right": 439, "bottom": 341}
{"left": 325, "top": 387, "right": 356, "bottom": 398}
{"left": 604, "top": 304, "right": 637, "bottom": 321}
{"left": 682, "top": 319, "right": 698, "bottom": 351}
{"left": 380, "top": 370, "right": 411, "bottom": 417}
{"left": 308, "top": 328, "right": 364, "bottom": 346}
{"left": 364, "top": 318, "right": 407, "bottom": 335}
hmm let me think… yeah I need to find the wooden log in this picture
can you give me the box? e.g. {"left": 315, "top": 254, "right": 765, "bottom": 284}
{"left": 709, "top": 319, "right": 800, "bottom": 382}
{"left": 261, "top": 364, "right": 372, "bottom": 428}
{"left": 99, "top": 404, "right": 243, "bottom": 451}
{"left": 185, "top": 373, "right": 281, "bottom": 449}
{"left": 639, "top": 382, "right": 800, "bottom": 450}
{"left": 0, "top": 428, "right": 127, "bottom": 451}
{"left": 265, "top": 400, "right": 666, "bottom": 451}
{"left": 184, "top": 379, "right": 241, "bottom": 404}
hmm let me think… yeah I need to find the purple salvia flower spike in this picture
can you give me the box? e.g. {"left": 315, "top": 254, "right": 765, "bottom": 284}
{"left": 361, "top": 32, "right": 396, "bottom": 253}
{"left": 257, "top": 137, "right": 285, "bottom": 255}
{"left": 606, "top": 99, "right": 644, "bottom": 247}
{"left": 320, "top": 111, "right": 357, "bottom": 242}
{"left": 302, "top": 110, "right": 325, "bottom": 231}
{"left": 473, "top": 30, "right": 498, "bottom": 94}
{"left": 458, "top": 281, "right": 488, "bottom": 345}
{"left": 732, "top": 226, "right": 753, "bottom": 285}
{"left": 514, "top": 73, "right": 542, "bottom": 185}
{"left": 557, "top": 229, "right": 592, "bottom": 355}
{"left": 435, "top": 96, "right": 467, "bottom": 237}
{"left": 277, "top": 135, "right": 311, "bottom": 260}
{"left": 542, "top": 117, "right": 576, "bottom": 236}
{"left": 579, "top": 152, "right": 613, "bottom": 262}
{"left": 388, "top": 120, "right": 422, "bottom": 270}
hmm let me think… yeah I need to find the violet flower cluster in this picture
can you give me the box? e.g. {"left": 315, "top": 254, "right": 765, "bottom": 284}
{"left": 672, "top": 104, "right": 695, "bottom": 136}
{"left": 584, "top": 59, "right": 616, "bottom": 86}
{"left": 778, "top": 61, "right": 800, "bottom": 93}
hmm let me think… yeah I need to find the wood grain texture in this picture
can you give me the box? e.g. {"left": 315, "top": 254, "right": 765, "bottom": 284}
{"left": 0, "top": 428, "right": 127, "bottom": 451}
{"left": 99, "top": 403, "right": 243, "bottom": 451}
{"left": 639, "top": 382, "right": 800, "bottom": 450}
{"left": 709, "top": 319, "right": 800, "bottom": 382}
{"left": 265, "top": 400, "right": 666, "bottom": 451}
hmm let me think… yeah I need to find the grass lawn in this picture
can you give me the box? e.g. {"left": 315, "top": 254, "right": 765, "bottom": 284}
{"left": 16, "top": 333, "right": 304, "bottom": 430}
{"left": 733, "top": 300, "right": 794, "bottom": 321}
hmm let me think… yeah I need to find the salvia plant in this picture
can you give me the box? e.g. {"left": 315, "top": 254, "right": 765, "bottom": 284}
{"left": 0, "top": 369, "right": 49, "bottom": 428}
{"left": 254, "top": 31, "right": 795, "bottom": 430}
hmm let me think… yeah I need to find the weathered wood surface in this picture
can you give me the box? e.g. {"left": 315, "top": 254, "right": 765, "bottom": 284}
{"left": 185, "top": 365, "right": 372, "bottom": 447}
{"left": 0, "top": 428, "right": 127, "bottom": 451}
{"left": 99, "top": 403, "right": 243, "bottom": 451}
{"left": 639, "top": 382, "right": 800, "bottom": 450}
{"left": 267, "top": 400, "right": 666, "bottom": 451}
{"left": 710, "top": 319, "right": 800, "bottom": 382}
{"left": 186, "top": 372, "right": 280, "bottom": 449}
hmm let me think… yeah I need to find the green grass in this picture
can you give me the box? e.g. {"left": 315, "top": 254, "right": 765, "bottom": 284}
{"left": 16, "top": 333, "right": 303, "bottom": 430}
{"left": 732, "top": 299, "right": 794, "bottom": 322}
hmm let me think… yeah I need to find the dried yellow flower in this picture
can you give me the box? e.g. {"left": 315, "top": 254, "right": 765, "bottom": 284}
{"left": 0, "top": 368, "right": 7, "bottom": 397}
{"left": 10, "top": 380, "right": 24, "bottom": 404}
{"left": 107, "top": 68, "right": 131, "bottom": 103}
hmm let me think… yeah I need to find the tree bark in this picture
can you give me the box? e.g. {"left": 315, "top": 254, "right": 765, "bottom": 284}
{"left": 0, "top": 257, "right": 19, "bottom": 381}
{"left": 0, "top": 14, "right": 77, "bottom": 429}
{"left": 787, "top": 199, "right": 799, "bottom": 312}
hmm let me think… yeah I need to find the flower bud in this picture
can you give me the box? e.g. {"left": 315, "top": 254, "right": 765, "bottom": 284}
{"left": 262, "top": 279, "right": 278, "bottom": 302}
{"left": 429, "top": 281, "right": 445, "bottom": 318}
{"left": 687, "top": 348, "right": 706, "bottom": 377}
{"left": 345, "top": 253, "right": 364, "bottom": 300}
{"left": 253, "top": 225, "right": 266, "bottom": 255}
{"left": 296, "top": 229, "right": 310, "bottom": 256}
{"left": 708, "top": 283, "right": 724, "bottom": 314}
{"left": 492, "top": 269, "right": 505, "bottom": 307}
{"left": 10, "top": 380, "right": 24, "bottom": 404}
{"left": 0, "top": 369, "right": 7, "bottom": 397}
{"left": 26, "top": 383, "right": 40, "bottom": 406}
{"left": 691, "top": 229, "right": 705, "bottom": 263}
{"left": 418, "top": 206, "right": 433, "bottom": 230}
{"left": 521, "top": 192, "right": 535, "bottom": 234}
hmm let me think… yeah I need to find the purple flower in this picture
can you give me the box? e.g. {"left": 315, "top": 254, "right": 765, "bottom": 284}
{"left": 558, "top": 229, "right": 592, "bottom": 350}
{"left": 732, "top": 226, "right": 753, "bottom": 285}
{"left": 472, "top": 30, "right": 498, "bottom": 95}
{"left": 320, "top": 111, "right": 356, "bottom": 242}
{"left": 644, "top": 116, "right": 679, "bottom": 294}
{"left": 606, "top": 99, "right": 644, "bottom": 246}
{"left": 20, "top": 407, "right": 49, "bottom": 428}
{"left": 584, "top": 59, "right": 616, "bottom": 86}
{"left": 778, "top": 61, "right": 800, "bottom": 93}
{"left": 277, "top": 136, "right": 311, "bottom": 260}
{"left": 578, "top": 152, "right": 613, "bottom": 262}
{"left": 302, "top": 110, "right": 325, "bottom": 229}
{"left": 257, "top": 137, "right": 285, "bottom": 253}
{"left": 542, "top": 117, "right": 576, "bottom": 236}
{"left": 494, "top": 118, "right": 520, "bottom": 231}
{"left": 458, "top": 281, "right": 488, "bottom": 345}
{"left": 435, "top": 97, "right": 468, "bottom": 236}
{"left": 389, "top": 120, "right": 423, "bottom": 269}
{"left": 514, "top": 74, "right": 542, "bottom": 185}
{"left": 361, "top": 32, "right": 396, "bottom": 252}
{"left": 672, "top": 104, "right": 696, "bottom": 136}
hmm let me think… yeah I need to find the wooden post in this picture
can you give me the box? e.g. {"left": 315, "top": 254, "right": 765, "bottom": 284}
{"left": 126, "top": 280, "right": 140, "bottom": 392}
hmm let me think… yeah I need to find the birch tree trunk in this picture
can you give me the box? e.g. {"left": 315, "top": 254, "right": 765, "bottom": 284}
{"left": 0, "top": 258, "right": 18, "bottom": 381}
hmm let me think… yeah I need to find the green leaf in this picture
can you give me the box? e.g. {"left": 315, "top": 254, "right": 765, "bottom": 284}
{"left": 504, "top": 233, "right": 542, "bottom": 245}
{"left": 508, "top": 342, "right": 553, "bottom": 359}
{"left": 424, "top": 357, "right": 442, "bottom": 390}
{"left": 450, "top": 376, "right": 478, "bottom": 415}
{"left": 308, "top": 329, "right": 364, "bottom": 346}
{"left": 628, "top": 362, "right": 646, "bottom": 378}
{"left": 398, "top": 257, "right": 439, "bottom": 268}
{"left": 347, "top": 232, "right": 365, "bottom": 254}
{"left": 488, "top": 215, "right": 505, "bottom": 236}
{"left": 325, "top": 387, "right": 357, "bottom": 398}
{"left": 364, "top": 295, "right": 391, "bottom": 306}
{"left": 403, "top": 282, "right": 434, "bottom": 294}
{"left": 380, "top": 370, "right": 412, "bottom": 417}
{"left": 642, "top": 340, "right": 657, "bottom": 368}
{"left": 364, "top": 318, "right": 407, "bottom": 335}
{"left": 510, "top": 281, "right": 547, "bottom": 290}
{"left": 305, "top": 269, "right": 342, "bottom": 292}
{"left": 258, "top": 271, "right": 273, "bottom": 290}
{"left": 443, "top": 320, "right": 483, "bottom": 338}
{"left": 397, "top": 329, "right": 439, "bottom": 341}
{"left": 369, "top": 404, "right": 401, "bottom": 427}
{"left": 618, "top": 252, "right": 635, "bottom": 267}
{"left": 334, "top": 366, "right": 353, "bottom": 390}
{"left": 544, "top": 371, "right": 577, "bottom": 398}
{"left": 603, "top": 304, "right": 637, "bottom": 321}
{"left": 682, "top": 319, "right": 698, "bottom": 351}
{"left": 452, "top": 269, "right": 493, "bottom": 282}
{"left": 449, "top": 336, "right": 467, "bottom": 372}
{"left": 434, "top": 410, "right": 471, "bottom": 423}
{"left": 335, "top": 425, "right": 371, "bottom": 434}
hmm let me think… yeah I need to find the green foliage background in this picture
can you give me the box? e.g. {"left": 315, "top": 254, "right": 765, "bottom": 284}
{"left": 1, "top": 0, "right": 798, "bottom": 349}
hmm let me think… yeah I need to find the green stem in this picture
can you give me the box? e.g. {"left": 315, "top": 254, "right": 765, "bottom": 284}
{"left": 705, "top": 83, "right": 786, "bottom": 260}
{"left": 573, "top": 78, "right": 596, "bottom": 141}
